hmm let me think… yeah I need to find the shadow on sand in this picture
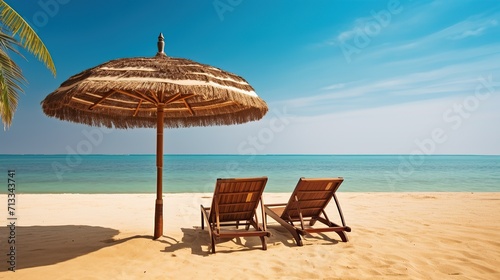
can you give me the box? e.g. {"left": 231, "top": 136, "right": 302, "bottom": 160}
{"left": 160, "top": 225, "right": 341, "bottom": 255}
{"left": 160, "top": 227, "right": 210, "bottom": 256}
{"left": 161, "top": 227, "right": 282, "bottom": 255}
{"left": 0, "top": 225, "right": 150, "bottom": 271}
{"left": 265, "top": 224, "right": 340, "bottom": 247}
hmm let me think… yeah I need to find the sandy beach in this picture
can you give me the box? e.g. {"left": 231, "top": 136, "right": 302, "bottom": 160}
{"left": 1, "top": 192, "right": 499, "bottom": 279}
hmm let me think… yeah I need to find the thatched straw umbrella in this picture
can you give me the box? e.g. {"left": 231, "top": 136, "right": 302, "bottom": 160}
{"left": 41, "top": 34, "right": 268, "bottom": 239}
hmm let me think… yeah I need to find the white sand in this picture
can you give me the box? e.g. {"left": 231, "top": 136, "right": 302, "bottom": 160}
{"left": 1, "top": 193, "right": 499, "bottom": 279}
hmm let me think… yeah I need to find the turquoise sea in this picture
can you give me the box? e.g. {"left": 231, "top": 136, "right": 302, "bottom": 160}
{"left": 1, "top": 155, "right": 499, "bottom": 193}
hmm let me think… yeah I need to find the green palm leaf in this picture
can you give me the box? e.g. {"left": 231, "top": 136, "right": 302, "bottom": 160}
{"left": 0, "top": 1, "right": 56, "bottom": 76}
{"left": 0, "top": 41, "right": 24, "bottom": 129}
{"left": 0, "top": 1, "right": 56, "bottom": 129}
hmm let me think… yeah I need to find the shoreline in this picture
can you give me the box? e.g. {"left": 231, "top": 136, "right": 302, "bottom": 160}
{"left": 1, "top": 192, "right": 499, "bottom": 279}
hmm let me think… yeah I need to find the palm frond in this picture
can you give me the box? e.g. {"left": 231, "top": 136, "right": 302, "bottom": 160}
{"left": 0, "top": 1, "right": 56, "bottom": 76}
{"left": 0, "top": 40, "right": 24, "bottom": 129}
{"left": 0, "top": 31, "right": 22, "bottom": 54}
{"left": 0, "top": 74, "right": 17, "bottom": 129}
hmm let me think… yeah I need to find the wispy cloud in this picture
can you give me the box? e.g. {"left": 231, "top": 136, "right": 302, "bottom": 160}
{"left": 336, "top": 15, "right": 379, "bottom": 42}
{"left": 322, "top": 0, "right": 416, "bottom": 48}
{"left": 435, "top": 14, "right": 498, "bottom": 41}
{"left": 321, "top": 83, "right": 345, "bottom": 90}
{"left": 382, "top": 43, "right": 500, "bottom": 69}
{"left": 278, "top": 50, "right": 500, "bottom": 116}
{"left": 321, "top": 0, "right": 499, "bottom": 54}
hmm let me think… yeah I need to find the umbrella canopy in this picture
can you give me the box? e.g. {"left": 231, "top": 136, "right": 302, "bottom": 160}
{"left": 42, "top": 34, "right": 268, "bottom": 239}
{"left": 42, "top": 34, "right": 267, "bottom": 128}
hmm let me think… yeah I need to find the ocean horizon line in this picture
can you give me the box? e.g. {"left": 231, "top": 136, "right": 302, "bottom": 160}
{"left": 2, "top": 153, "right": 500, "bottom": 156}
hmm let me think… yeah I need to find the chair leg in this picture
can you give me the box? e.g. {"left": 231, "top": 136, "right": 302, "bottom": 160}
{"left": 335, "top": 231, "right": 349, "bottom": 242}
{"left": 201, "top": 211, "right": 204, "bottom": 229}
{"left": 296, "top": 238, "right": 303, "bottom": 246}
{"left": 260, "top": 236, "right": 267, "bottom": 250}
{"left": 211, "top": 237, "right": 216, "bottom": 253}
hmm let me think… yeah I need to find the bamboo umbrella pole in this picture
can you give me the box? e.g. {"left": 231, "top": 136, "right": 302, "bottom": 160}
{"left": 154, "top": 105, "right": 164, "bottom": 239}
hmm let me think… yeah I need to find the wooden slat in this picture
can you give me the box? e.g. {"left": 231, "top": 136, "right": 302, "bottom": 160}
{"left": 296, "top": 190, "right": 334, "bottom": 194}
{"left": 133, "top": 100, "right": 143, "bottom": 117}
{"left": 289, "top": 206, "right": 323, "bottom": 212}
{"left": 132, "top": 90, "right": 159, "bottom": 105}
{"left": 165, "top": 93, "right": 196, "bottom": 104}
{"left": 218, "top": 190, "right": 261, "bottom": 196}
{"left": 148, "top": 89, "right": 160, "bottom": 104}
{"left": 294, "top": 198, "right": 330, "bottom": 204}
{"left": 218, "top": 210, "right": 254, "bottom": 216}
{"left": 83, "top": 92, "right": 154, "bottom": 106}
{"left": 183, "top": 99, "right": 195, "bottom": 116}
{"left": 163, "top": 93, "right": 181, "bottom": 104}
{"left": 168, "top": 100, "right": 236, "bottom": 111}
{"left": 217, "top": 201, "right": 255, "bottom": 207}
{"left": 73, "top": 97, "right": 149, "bottom": 111}
{"left": 88, "top": 91, "right": 115, "bottom": 110}
{"left": 114, "top": 89, "right": 158, "bottom": 104}
{"left": 214, "top": 221, "right": 251, "bottom": 227}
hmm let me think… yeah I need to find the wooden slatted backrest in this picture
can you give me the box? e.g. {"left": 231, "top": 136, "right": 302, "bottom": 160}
{"left": 281, "top": 177, "right": 344, "bottom": 220}
{"left": 209, "top": 177, "right": 268, "bottom": 223}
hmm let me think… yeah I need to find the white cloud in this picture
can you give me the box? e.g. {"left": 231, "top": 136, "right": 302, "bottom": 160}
{"left": 445, "top": 17, "right": 498, "bottom": 40}
{"left": 384, "top": 12, "right": 500, "bottom": 48}
{"left": 336, "top": 15, "right": 378, "bottom": 42}
{"left": 449, "top": 26, "right": 487, "bottom": 40}
{"left": 381, "top": 43, "right": 500, "bottom": 69}
{"left": 321, "top": 83, "right": 345, "bottom": 90}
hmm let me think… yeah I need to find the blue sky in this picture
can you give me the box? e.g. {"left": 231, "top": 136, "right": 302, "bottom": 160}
{"left": 1, "top": 0, "right": 499, "bottom": 155}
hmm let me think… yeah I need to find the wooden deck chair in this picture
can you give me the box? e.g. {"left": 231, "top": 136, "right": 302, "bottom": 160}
{"left": 200, "top": 177, "right": 271, "bottom": 253}
{"left": 264, "top": 177, "right": 351, "bottom": 246}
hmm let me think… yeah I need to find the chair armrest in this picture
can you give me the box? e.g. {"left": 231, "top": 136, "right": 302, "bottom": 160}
{"left": 264, "top": 203, "right": 287, "bottom": 207}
